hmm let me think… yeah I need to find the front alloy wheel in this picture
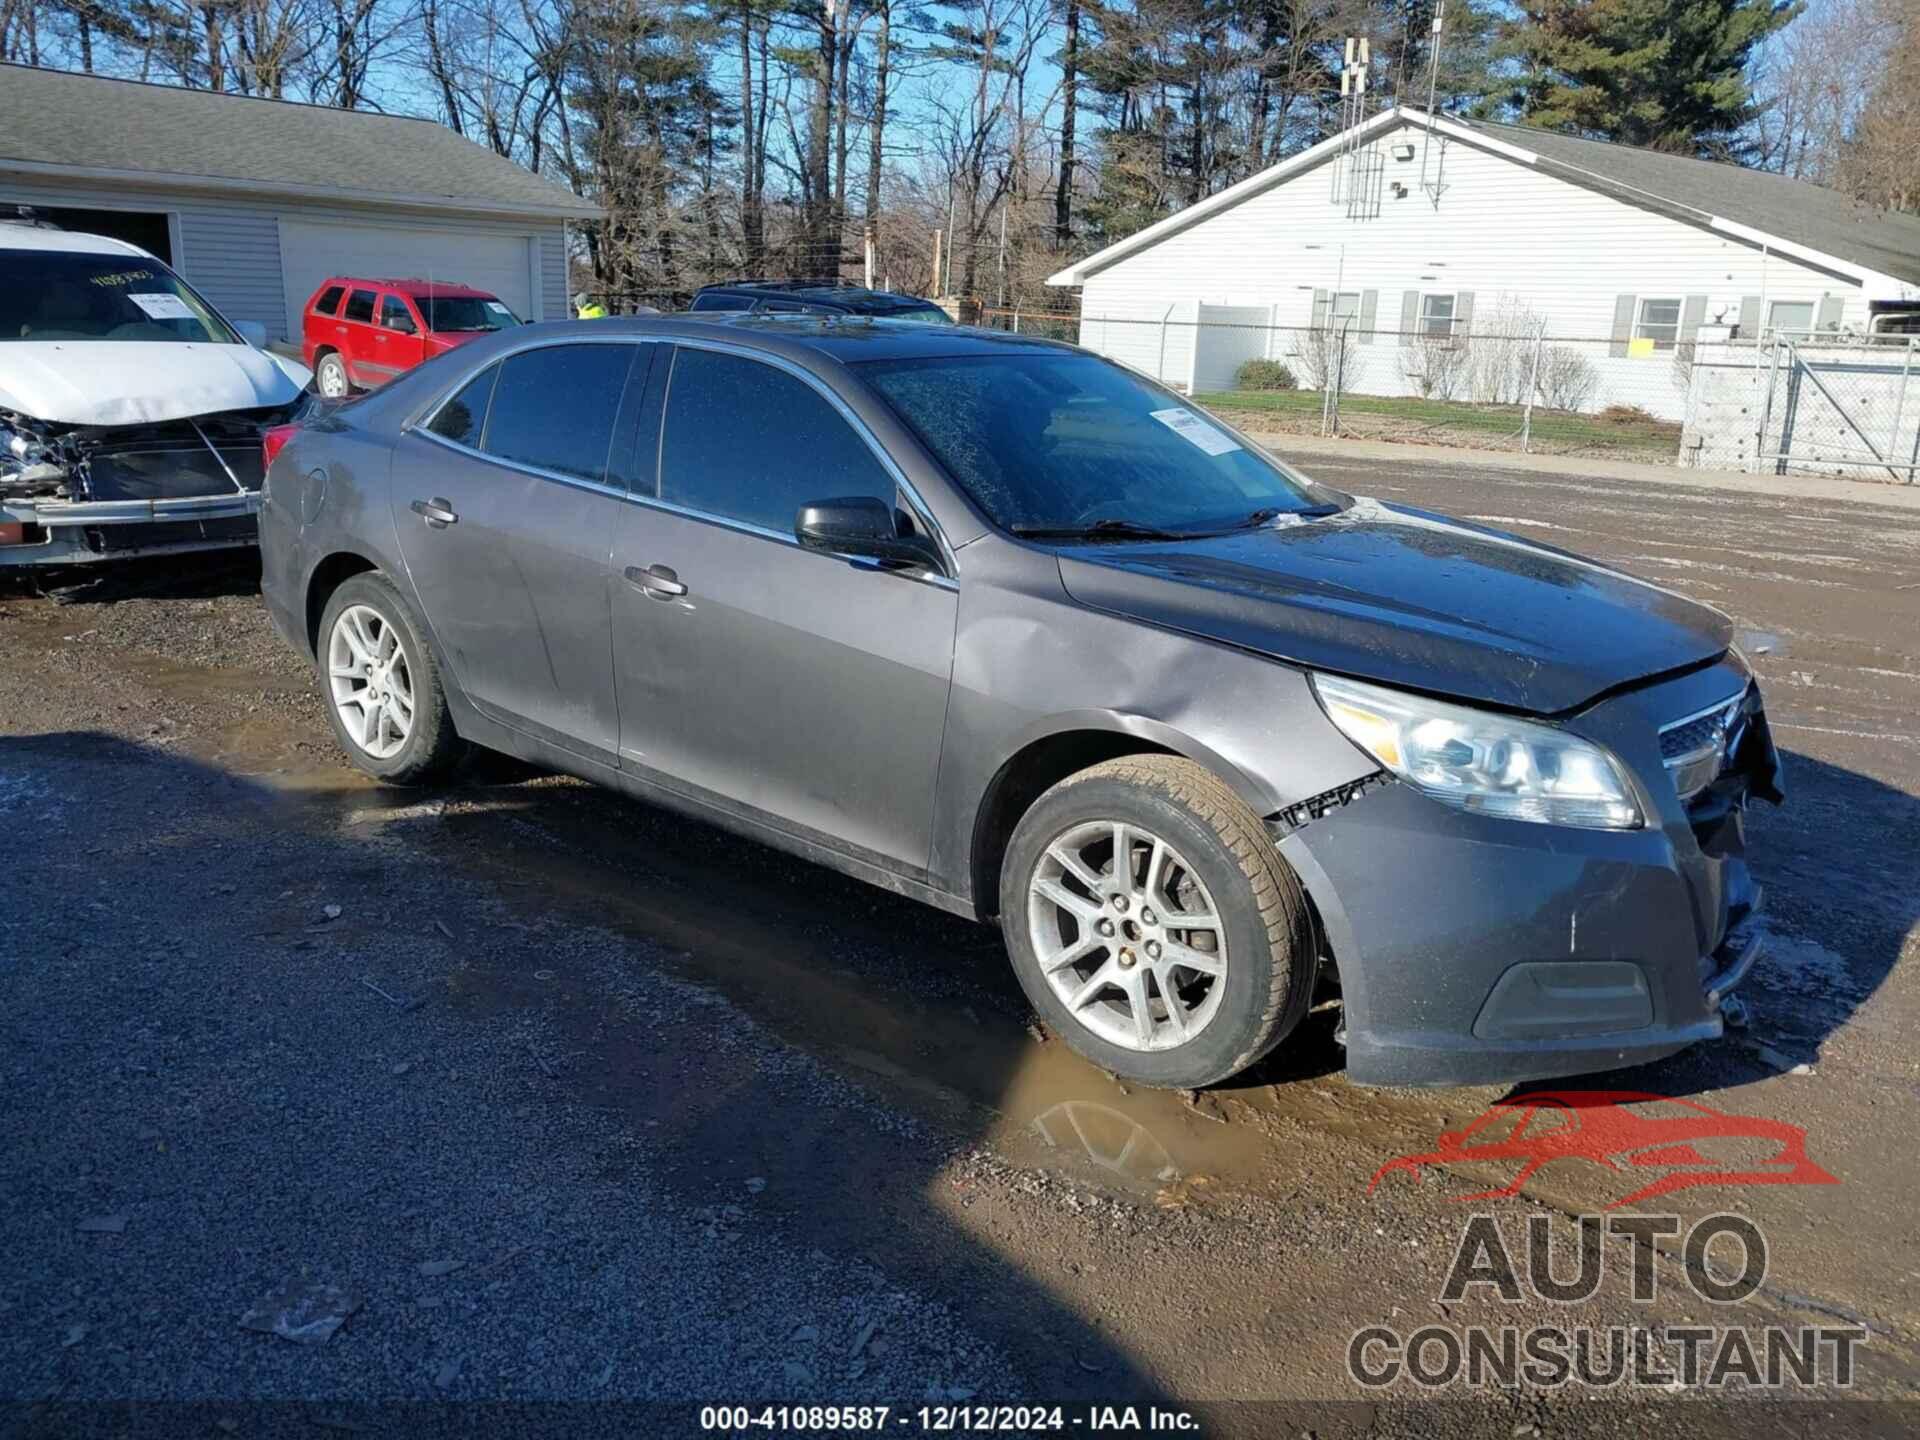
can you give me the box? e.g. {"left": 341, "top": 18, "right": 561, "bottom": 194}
{"left": 1028, "top": 821, "right": 1229, "bottom": 1051}
{"left": 1001, "top": 755, "right": 1317, "bottom": 1088}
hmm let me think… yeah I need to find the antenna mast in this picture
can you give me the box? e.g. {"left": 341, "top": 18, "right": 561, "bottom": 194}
{"left": 1418, "top": 0, "right": 1449, "bottom": 204}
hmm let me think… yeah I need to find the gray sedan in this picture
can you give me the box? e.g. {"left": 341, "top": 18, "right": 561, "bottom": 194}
{"left": 258, "top": 316, "right": 1781, "bottom": 1089}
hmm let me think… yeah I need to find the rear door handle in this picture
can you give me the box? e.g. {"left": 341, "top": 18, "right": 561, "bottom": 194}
{"left": 411, "top": 497, "right": 458, "bottom": 527}
{"left": 624, "top": 563, "right": 687, "bottom": 598}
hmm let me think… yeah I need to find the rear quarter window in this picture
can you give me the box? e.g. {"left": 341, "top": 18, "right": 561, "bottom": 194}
{"left": 314, "top": 285, "right": 345, "bottom": 316}
{"left": 426, "top": 365, "right": 498, "bottom": 448}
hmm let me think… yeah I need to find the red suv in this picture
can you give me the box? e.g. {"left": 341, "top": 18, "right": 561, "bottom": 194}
{"left": 301, "top": 277, "right": 520, "bottom": 398}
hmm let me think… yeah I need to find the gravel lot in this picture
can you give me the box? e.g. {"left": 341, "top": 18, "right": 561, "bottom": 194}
{"left": 2, "top": 450, "right": 1916, "bottom": 1436}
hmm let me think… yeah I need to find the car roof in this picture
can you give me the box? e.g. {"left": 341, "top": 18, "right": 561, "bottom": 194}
{"left": 0, "top": 224, "right": 150, "bottom": 258}
{"left": 324, "top": 276, "right": 496, "bottom": 299}
{"left": 697, "top": 282, "right": 945, "bottom": 314}
{"left": 539, "top": 312, "right": 1073, "bottom": 366}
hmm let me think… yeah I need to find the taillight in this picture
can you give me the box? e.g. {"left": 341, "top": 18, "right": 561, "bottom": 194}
{"left": 262, "top": 423, "right": 300, "bottom": 471}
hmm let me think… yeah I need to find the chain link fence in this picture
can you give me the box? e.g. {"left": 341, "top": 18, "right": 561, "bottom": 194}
{"left": 978, "top": 307, "right": 1919, "bottom": 483}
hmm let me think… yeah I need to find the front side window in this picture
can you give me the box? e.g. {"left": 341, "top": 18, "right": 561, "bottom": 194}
{"left": 859, "top": 351, "right": 1322, "bottom": 535}
{"left": 660, "top": 347, "right": 895, "bottom": 531}
{"left": 380, "top": 294, "right": 417, "bottom": 333}
{"left": 343, "top": 289, "right": 377, "bottom": 324}
{"left": 482, "top": 343, "right": 635, "bottom": 483}
{"left": 426, "top": 365, "right": 497, "bottom": 447}
{"left": 315, "top": 284, "right": 345, "bottom": 316}
{"left": 1636, "top": 298, "right": 1683, "bottom": 348}
{"left": 1420, "top": 293, "right": 1456, "bottom": 338}
{"left": 0, "top": 248, "right": 240, "bottom": 344}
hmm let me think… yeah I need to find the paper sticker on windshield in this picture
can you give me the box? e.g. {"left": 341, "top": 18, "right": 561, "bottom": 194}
{"left": 485, "top": 301, "right": 513, "bottom": 315}
{"left": 127, "top": 292, "right": 197, "bottom": 321}
{"left": 1150, "top": 407, "right": 1240, "bottom": 456}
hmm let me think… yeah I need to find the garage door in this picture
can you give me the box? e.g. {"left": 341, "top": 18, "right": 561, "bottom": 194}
{"left": 278, "top": 219, "right": 537, "bottom": 340}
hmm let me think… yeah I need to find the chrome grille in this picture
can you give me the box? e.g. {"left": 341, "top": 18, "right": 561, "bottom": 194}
{"left": 1659, "top": 691, "right": 1747, "bottom": 800}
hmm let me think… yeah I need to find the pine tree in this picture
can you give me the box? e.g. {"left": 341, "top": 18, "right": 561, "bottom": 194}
{"left": 1498, "top": 0, "right": 1800, "bottom": 156}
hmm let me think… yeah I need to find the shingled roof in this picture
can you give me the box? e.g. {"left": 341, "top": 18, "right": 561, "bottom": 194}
{"left": 1453, "top": 114, "right": 1920, "bottom": 289}
{"left": 0, "top": 63, "right": 598, "bottom": 220}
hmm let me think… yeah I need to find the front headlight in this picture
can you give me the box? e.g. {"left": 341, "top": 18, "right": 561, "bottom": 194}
{"left": 1311, "top": 673, "right": 1643, "bottom": 831}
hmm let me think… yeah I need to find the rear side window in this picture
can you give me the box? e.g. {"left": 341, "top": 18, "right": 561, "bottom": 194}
{"left": 689, "top": 291, "right": 754, "bottom": 312}
{"left": 426, "top": 365, "right": 497, "bottom": 448}
{"left": 660, "top": 347, "right": 893, "bottom": 532}
{"left": 315, "top": 285, "right": 345, "bottom": 316}
{"left": 343, "top": 289, "right": 376, "bottom": 324}
{"left": 482, "top": 343, "right": 635, "bottom": 482}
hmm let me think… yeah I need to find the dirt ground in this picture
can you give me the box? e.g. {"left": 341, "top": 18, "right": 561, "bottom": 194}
{"left": 1, "top": 450, "right": 1916, "bottom": 1436}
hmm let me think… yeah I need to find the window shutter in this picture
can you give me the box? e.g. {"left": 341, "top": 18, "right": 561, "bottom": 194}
{"left": 1358, "top": 289, "right": 1379, "bottom": 344}
{"left": 1737, "top": 295, "right": 1761, "bottom": 339}
{"left": 1680, "top": 295, "right": 1708, "bottom": 345}
{"left": 1816, "top": 294, "right": 1845, "bottom": 333}
{"left": 1399, "top": 290, "right": 1419, "bottom": 346}
{"left": 1311, "top": 288, "right": 1330, "bottom": 331}
{"left": 1610, "top": 294, "right": 1637, "bottom": 357}
{"left": 1455, "top": 291, "right": 1475, "bottom": 336}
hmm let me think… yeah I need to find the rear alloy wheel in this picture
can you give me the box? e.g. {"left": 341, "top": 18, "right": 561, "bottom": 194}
{"left": 317, "top": 572, "right": 462, "bottom": 784}
{"left": 1002, "top": 755, "right": 1317, "bottom": 1088}
{"left": 316, "top": 352, "right": 350, "bottom": 399}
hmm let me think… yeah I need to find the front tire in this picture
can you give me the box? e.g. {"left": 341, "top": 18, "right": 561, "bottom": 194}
{"left": 1001, "top": 755, "right": 1316, "bottom": 1089}
{"left": 317, "top": 572, "right": 463, "bottom": 784}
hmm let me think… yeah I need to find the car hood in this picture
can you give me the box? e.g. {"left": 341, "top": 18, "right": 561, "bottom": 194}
{"left": 0, "top": 342, "right": 309, "bottom": 426}
{"left": 1054, "top": 497, "right": 1733, "bottom": 715}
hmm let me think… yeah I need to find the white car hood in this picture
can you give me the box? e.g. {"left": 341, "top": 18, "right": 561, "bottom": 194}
{"left": 0, "top": 341, "right": 310, "bottom": 426}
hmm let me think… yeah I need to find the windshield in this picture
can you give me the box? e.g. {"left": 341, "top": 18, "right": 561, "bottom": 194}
{"left": 1, "top": 248, "right": 240, "bottom": 344}
{"left": 858, "top": 351, "right": 1321, "bottom": 534}
{"left": 421, "top": 295, "right": 518, "bottom": 332}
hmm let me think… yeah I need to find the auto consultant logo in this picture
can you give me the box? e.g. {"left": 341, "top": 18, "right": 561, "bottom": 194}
{"left": 1368, "top": 1090, "right": 1838, "bottom": 1208}
{"left": 1352, "top": 1091, "right": 1859, "bottom": 1393}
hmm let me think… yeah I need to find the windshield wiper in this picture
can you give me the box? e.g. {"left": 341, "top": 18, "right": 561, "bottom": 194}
{"left": 1010, "top": 518, "right": 1193, "bottom": 542}
{"left": 1223, "top": 503, "right": 1342, "bottom": 530}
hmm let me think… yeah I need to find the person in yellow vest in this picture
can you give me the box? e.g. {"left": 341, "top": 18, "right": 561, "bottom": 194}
{"left": 573, "top": 290, "right": 608, "bottom": 320}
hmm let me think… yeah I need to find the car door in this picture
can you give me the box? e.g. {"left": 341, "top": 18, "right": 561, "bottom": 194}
{"left": 375, "top": 292, "right": 427, "bottom": 380}
{"left": 610, "top": 342, "right": 958, "bottom": 879}
{"left": 338, "top": 287, "right": 381, "bottom": 386}
{"left": 391, "top": 338, "right": 648, "bottom": 765}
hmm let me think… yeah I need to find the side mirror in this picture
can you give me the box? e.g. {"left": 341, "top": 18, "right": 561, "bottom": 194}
{"left": 234, "top": 319, "right": 268, "bottom": 348}
{"left": 795, "top": 496, "right": 940, "bottom": 570}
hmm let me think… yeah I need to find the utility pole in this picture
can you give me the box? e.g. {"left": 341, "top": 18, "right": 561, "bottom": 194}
{"left": 930, "top": 229, "right": 943, "bottom": 296}
{"left": 864, "top": 227, "right": 874, "bottom": 289}
{"left": 996, "top": 206, "right": 1008, "bottom": 307}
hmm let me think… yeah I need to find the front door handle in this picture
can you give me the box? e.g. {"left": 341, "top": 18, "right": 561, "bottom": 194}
{"left": 624, "top": 563, "right": 687, "bottom": 599}
{"left": 411, "top": 497, "right": 458, "bottom": 528}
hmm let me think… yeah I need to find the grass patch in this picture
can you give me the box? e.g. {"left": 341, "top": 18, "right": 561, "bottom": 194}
{"left": 1194, "top": 389, "right": 1682, "bottom": 457}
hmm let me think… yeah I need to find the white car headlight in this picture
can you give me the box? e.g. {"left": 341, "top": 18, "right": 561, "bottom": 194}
{"left": 1311, "top": 673, "right": 1643, "bottom": 831}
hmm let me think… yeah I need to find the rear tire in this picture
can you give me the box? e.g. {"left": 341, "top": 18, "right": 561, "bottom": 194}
{"left": 315, "top": 351, "right": 350, "bottom": 399}
{"left": 1001, "top": 755, "right": 1316, "bottom": 1089}
{"left": 317, "top": 571, "right": 463, "bottom": 785}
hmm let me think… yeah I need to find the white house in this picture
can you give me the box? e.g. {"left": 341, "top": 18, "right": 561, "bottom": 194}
{"left": 0, "top": 64, "right": 599, "bottom": 344}
{"left": 1046, "top": 108, "right": 1920, "bottom": 419}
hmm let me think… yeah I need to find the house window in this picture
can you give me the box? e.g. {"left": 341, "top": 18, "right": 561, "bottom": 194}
{"left": 1635, "top": 298, "right": 1683, "bottom": 349}
{"left": 1420, "top": 293, "right": 1456, "bottom": 338}
{"left": 1768, "top": 301, "right": 1816, "bottom": 336}
{"left": 1328, "top": 291, "right": 1361, "bottom": 329}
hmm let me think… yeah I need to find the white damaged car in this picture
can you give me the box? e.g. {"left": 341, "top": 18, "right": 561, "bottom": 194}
{"left": 1, "top": 221, "right": 311, "bottom": 568}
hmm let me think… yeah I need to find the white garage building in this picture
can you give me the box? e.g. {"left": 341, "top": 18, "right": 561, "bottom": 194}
{"left": 1048, "top": 107, "right": 1920, "bottom": 418}
{"left": 0, "top": 64, "right": 597, "bottom": 343}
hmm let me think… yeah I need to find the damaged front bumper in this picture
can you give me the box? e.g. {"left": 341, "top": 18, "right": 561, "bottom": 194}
{"left": 2, "top": 406, "right": 292, "bottom": 567}
{"left": 1277, "top": 658, "right": 1782, "bottom": 1088}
